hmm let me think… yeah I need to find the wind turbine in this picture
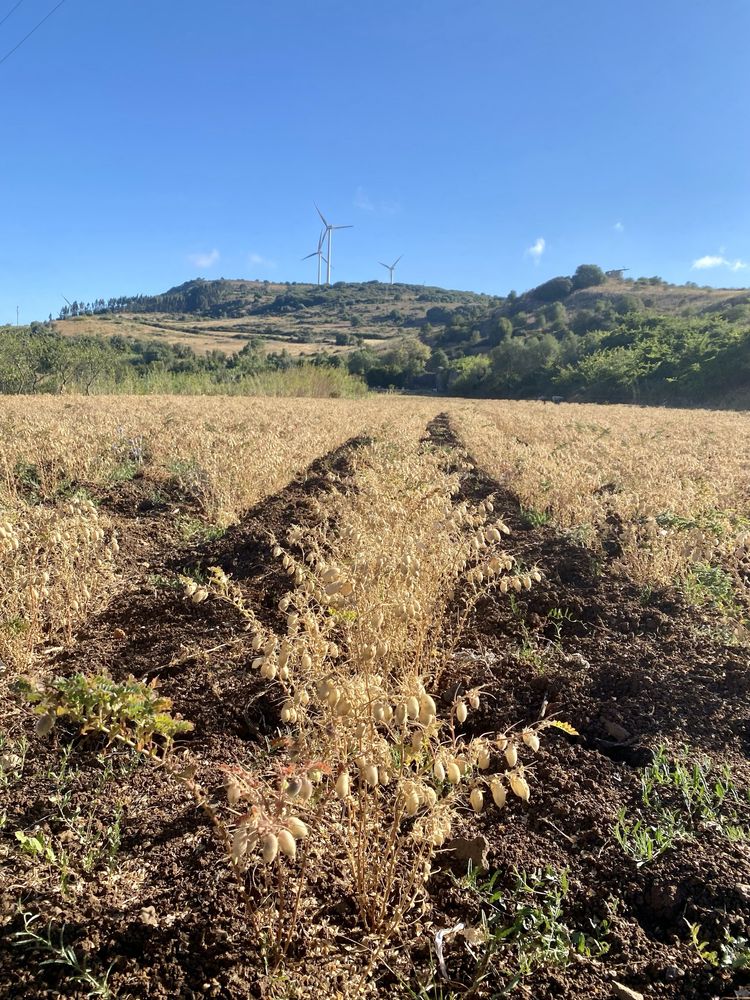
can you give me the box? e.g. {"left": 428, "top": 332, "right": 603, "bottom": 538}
{"left": 379, "top": 255, "right": 403, "bottom": 285}
{"left": 315, "top": 204, "right": 352, "bottom": 285}
{"left": 302, "top": 229, "right": 326, "bottom": 285}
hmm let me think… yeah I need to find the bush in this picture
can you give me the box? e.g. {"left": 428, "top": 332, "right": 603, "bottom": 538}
{"left": 571, "top": 265, "right": 606, "bottom": 291}
{"left": 531, "top": 277, "right": 574, "bottom": 304}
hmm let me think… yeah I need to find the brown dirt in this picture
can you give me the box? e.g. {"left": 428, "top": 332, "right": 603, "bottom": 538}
{"left": 1, "top": 417, "right": 748, "bottom": 999}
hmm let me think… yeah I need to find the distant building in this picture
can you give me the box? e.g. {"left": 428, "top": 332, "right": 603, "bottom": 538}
{"left": 605, "top": 268, "right": 628, "bottom": 280}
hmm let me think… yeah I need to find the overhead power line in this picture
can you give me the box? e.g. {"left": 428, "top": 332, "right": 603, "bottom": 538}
{"left": 0, "top": 0, "right": 67, "bottom": 67}
{"left": 0, "top": 1, "right": 28, "bottom": 29}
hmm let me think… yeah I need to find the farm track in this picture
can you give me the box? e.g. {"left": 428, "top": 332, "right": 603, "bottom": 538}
{"left": 1, "top": 416, "right": 748, "bottom": 998}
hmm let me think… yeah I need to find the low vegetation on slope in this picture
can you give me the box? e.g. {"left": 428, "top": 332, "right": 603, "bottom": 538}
{"left": 41, "top": 267, "right": 750, "bottom": 404}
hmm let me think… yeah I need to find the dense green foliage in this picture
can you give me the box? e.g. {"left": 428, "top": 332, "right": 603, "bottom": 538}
{"left": 12, "top": 266, "right": 750, "bottom": 403}
{"left": 0, "top": 324, "right": 366, "bottom": 397}
{"left": 57, "top": 278, "right": 495, "bottom": 322}
{"left": 342, "top": 267, "right": 750, "bottom": 404}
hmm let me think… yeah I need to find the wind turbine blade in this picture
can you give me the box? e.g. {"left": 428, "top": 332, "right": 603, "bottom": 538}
{"left": 302, "top": 252, "right": 318, "bottom": 260}
{"left": 317, "top": 228, "right": 326, "bottom": 250}
{"left": 392, "top": 255, "right": 403, "bottom": 267}
{"left": 332, "top": 224, "right": 353, "bottom": 230}
{"left": 378, "top": 262, "right": 389, "bottom": 270}
{"left": 314, "top": 203, "right": 329, "bottom": 227}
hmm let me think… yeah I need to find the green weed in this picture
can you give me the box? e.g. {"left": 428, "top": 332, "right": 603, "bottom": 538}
{"left": 613, "top": 745, "right": 749, "bottom": 864}
{"left": 519, "top": 506, "right": 550, "bottom": 529}
{"left": 688, "top": 922, "right": 750, "bottom": 971}
{"left": 20, "top": 671, "right": 193, "bottom": 753}
{"left": 11, "top": 912, "right": 114, "bottom": 998}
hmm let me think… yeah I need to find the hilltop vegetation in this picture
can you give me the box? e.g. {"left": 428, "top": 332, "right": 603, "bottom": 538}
{"left": 8, "top": 267, "right": 750, "bottom": 403}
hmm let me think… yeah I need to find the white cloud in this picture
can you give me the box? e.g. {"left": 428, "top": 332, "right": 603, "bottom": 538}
{"left": 188, "top": 248, "right": 220, "bottom": 269}
{"left": 692, "top": 254, "right": 747, "bottom": 271}
{"left": 353, "top": 187, "right": 400, "bottom": 215}
{"left": 614, "top": 221, "right": 624, "bottom": 233}
{"left": 525, "top": 237, "right": 545, "bottom": 261}
{"left": 248, "top": 252, "right": 276, "bottom": 269}
{"left": 354, "top": 186, "right": 375, "bottom": 212}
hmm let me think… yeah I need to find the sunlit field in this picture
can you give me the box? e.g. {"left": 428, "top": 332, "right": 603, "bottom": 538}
{"left": 1, "top": 395, "right": 748, "bottom": 999}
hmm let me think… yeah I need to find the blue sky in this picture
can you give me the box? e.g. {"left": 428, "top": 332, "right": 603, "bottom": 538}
{"left": 1, "top": 0, "right": 749, "bottom": 324}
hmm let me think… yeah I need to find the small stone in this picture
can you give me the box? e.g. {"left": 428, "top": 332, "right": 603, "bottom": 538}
{"left": 442, "top": 835, "right": 489, "bottom": 870}
{"left": 113, "top": 627, "right": 127, "bottom": 640}
{"left": 603, "top": 719, "right": 631, "bottom": 741}
{"left": 139, "top": 906, "right": 159, "bottom": 927}
{"left": 612, "top": 984, "right": 644, "bottom": 1000}
{"left": 663, "top": 966, "right": 682, "bottom": 981}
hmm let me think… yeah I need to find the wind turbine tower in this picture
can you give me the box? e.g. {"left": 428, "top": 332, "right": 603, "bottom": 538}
{"left": 379, "top": 255, "right": 403, "bottom": 285}
{"left": 315, "top": 205, "right": 352, "bottom": 285}
{"left": 302, "top": 229, "right": 326, "bottom": 285}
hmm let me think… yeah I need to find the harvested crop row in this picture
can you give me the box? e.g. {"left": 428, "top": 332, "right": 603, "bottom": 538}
{"left": 7, "top": 421, "right": 561, "bottom": 998}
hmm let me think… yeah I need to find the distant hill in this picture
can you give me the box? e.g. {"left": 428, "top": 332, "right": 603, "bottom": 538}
{"left": 51, "top": 268, "right": 750, "bottom": 405}
{"left": 55, "top": 279, "right": 496, "bottom": 359}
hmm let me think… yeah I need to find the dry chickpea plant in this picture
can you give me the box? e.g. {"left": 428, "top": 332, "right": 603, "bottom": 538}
{"left": 175, "top": 435, "right": 573, "bottom": 981}
{"left": 0, "top": 497, "right": 118, "bottom": 674}
{"left": 454, "top": 401, "right": 750, "bottom": 624}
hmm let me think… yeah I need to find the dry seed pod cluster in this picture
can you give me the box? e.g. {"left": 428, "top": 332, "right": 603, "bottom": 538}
{"left": 224, "top": 766, "right": 316, "bottom": 868}
{"left": 0, "top": 498, "right": 118, "bottom": 670}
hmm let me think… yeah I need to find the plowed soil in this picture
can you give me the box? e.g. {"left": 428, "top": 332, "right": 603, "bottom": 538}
{"left": 1, "top": 415, "right": 748, "bottom": 1000}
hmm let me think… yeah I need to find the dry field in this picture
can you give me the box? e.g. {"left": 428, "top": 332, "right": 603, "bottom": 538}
{"left": 0, "top": 396, "right": 748, "bottom": 1000}
{"left": 56, "top": 312, "right": 403, "bottom": 358}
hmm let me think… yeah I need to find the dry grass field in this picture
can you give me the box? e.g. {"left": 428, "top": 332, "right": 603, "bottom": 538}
{"left": 55, "top": 313, "right": 402, "bottom": 358}
{"left": 0, "top": 395, "right": 748, "bottom": 999}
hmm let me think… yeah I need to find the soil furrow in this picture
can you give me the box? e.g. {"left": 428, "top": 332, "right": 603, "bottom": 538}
{"left": 419, "top": 411, "right": 750, "bottom": 999}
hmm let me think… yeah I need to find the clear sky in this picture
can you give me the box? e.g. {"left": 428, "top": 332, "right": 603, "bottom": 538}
{"left": 1, "top": 0, "right": 749, "bottom": 324}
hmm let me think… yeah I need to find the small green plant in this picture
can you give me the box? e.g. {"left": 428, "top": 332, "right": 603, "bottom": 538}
{"left": 11, "top": 912, "right": 114, "bottom": 998}
{"left": 643, "top": 745, "right": 748, "bottom": 839}
{"left": 613, "top": 745, "right": 749, "bottom": 864}
{"left": 146, "top": 572, "right": 182, "bottom": 590}
{"left": 688, "top": 922, "right": 750, "bottom": 970}
{"left": 546, "top": 606, "right": 579, "bottom": 642}
{"left": 683, "top": 562, "right": 742, "bottom": 617}
{"left": 178, "top": 515, "right": 226, "bottom": 543}
{"left": 107, "top": 460, "right": 139, "bottom": 482}
{"left": 13, "top": 831, "right": 75, "bottom": 894}
{"left": 638, "top": 584, "right": 654, "bottom": 606}
{"left": 20, "top": 671, "right": 193, "bottom": 753}
{"left": 519, "top": 505, "right": 550, "bottom": 529}
{"left": 449, "top": 866, "right": 610, "bottom": 991}
{"left": 15, "top": 829, "right": 58, "bottom": 864}
{"left": 612, "top": 808, "right": 683, "bottom": 864}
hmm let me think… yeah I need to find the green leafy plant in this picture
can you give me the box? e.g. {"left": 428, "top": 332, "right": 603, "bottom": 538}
{"left": 20, "top": 671, "right": 193, "bottom": 753}
{"left": 519, "top": 505, "right": 550, "bottom": 529}
{"left": 688, "top": 922, "right": 750, "bottom": 971}
{"left": 612, "top": 808, "right": 683, "bottom": 864}
{"left": 613, "top": 745, "right": 748, "bottom": 864}
{"left": 178, "top": 515, "right": 226, "bottom": 543}
{"left": 15, "top": 830, "right": 58, "bottom": 864}
{"left": 450, "top": 866, "right": 610, "bottom": 991}
{"left": 683, "top": 562, "right": 742, "bottom": 617}
{"left": 643, "top": 745, "right": 748, "bottom": 839}
{"left": 11, "top": 912, "right": 114, "bottom": 998}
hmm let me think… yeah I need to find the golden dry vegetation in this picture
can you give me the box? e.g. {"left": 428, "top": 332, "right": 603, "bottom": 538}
{"left": 1, "top": 394, "right": 749, "bottom": 999}
{"left": 455, "top": 400, "right": 750, "bottom": 620}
